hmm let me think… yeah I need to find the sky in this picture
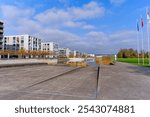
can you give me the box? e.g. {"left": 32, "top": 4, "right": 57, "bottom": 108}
{"left": 0, "top": 0, "right": 150, "bottom": 54}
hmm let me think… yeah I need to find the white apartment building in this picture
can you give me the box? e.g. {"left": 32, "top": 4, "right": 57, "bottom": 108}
{"left": 4, "top": 35, "right": 41, "bottom": 51}
{"left": 76, "top": 51, "right": 84, "bottom": 57}
{"left": 41, "top": 42, "right": 59, "bottom": 58}
{"left": 72, "top": 50, "right": 77, "bottom": 57}
{"left": 69, "top": 50, "right": 77, "bottom": 58}
{"left": 58, "top": 48, "right": 71, "bottom": 58}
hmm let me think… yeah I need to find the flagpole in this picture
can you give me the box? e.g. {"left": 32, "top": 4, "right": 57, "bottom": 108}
{"left": 136, "top": 20, "right": 140, "bottom": 64}
{"left": 141, "top": 17, "right": 144, "bottom": 65}
{"left": 146, "top": 8, "right": 150, "bottom": 65}
{"left": 141, "top": 28, "right": 144, "bottom": 65}
{"left": 147, "top": 19, "right": 150, "bottom": 65}
{"left": 137, "top": 31, "right": 140, "bottom": 64}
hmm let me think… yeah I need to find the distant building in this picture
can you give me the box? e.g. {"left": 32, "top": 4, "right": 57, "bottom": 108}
{"left": 88, "top": 54, "right": 95, "bottom": 57}
{"left": 4, "top": 35, "right": 41, "bottom": 51}
{"left": 0, "top": 21, "right": 4, "bottom": 51}
{"left": 58, "top": 48, "right": 71, "bottom": 58}
{"left": 41, "top": 42, "right": 59, "bottom": 58}
{"left": 76, "top": 51, "right": 83, "bottom": 57}
{"left": 69, "top": 50, "right": 77, "bottom": 58}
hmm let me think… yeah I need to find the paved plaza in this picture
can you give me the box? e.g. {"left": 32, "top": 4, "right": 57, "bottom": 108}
{"left": 0, "top": 62, "right": 150, "bottom": 100}
{"left": 97, "top": 62, "right": 150, "bottom": 100}
{"left": 0, "top": 65, "right": 97, "bottom": 100}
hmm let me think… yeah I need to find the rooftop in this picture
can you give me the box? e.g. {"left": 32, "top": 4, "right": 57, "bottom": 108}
{"left": 41, "top": 42, "right": 56, "bottom": 44}
{"left": 4, "top": 34, "right": 41, "bottom": 39}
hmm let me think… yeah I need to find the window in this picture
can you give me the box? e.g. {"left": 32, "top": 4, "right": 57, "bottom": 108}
{"left": 13, "top": 37, "right": 16, "bottom": 43}
{"left": 21, "top": 47, "right": 24, "bottom": 50}
{"left": 21, "top": 40, "right": 24, "bottom": 43}
{"left": 21, "top": 36, "right": 24, "bottom": 40}
{"left": 17, "top": 37, "right": 19, "bottom": 43}
{"left": 21, "top": 40, "right": 24, "bottom": 46}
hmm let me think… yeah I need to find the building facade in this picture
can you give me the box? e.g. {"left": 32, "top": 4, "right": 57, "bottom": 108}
{"left": 41, "top": 42, "right": 59, "bottom": 58}
{"left": 58, "top": 48, "right": 71, "bottom": 58}
{"left": 69, "top": 50, "right": 77, "bottom": 58}
{"left": 4, "top": 35, "right": 41, "bottom": 51}
{"left": 0, "top": 21, "right": 4, "bottom": 51}
{"left": 76, "top": 51, "right": 84, "bottom": 58}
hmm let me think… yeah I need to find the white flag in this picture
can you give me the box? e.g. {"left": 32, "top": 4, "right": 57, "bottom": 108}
{"left": 147, "top": 8, "right": 150, "bottom": 23}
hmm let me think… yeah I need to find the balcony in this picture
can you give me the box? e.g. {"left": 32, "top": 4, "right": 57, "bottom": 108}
{"left": 0, "top": 35, "right": 3, "bottom": 38}
{"left": 0, "top": 22, "right": 3, "bottom": 26}
{"left": 0, "top": 45, "right": 3, "bottom": 48}
{"left": 0, "top": 40, "right": 3, "bottom": 43}
{"left": 0, "top": 29, "right": 3, "bottom": 33}
{"left": 0, "top": 25, "right": 3, "bottom": 28}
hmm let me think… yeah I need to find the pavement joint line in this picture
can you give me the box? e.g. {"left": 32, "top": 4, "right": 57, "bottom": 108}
{"left": 23, "top": 67, "right": 81, "bottom": 89}
{"left": 95, "top": 65, "right": 101, "bottom": 99}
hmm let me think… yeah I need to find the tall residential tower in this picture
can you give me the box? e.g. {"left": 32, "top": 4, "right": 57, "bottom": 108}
{"left": 0, "top": 21, "right": 4, "bottom": 50}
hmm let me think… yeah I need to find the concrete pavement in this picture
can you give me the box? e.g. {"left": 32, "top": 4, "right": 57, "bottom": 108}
{"left": 0, "top": 62, "right": 150, "bottom": 100}
{"left": 0, "top": 65, "right": 97, "bottom": 100}
{"left": 97, "top": 62, "right": 150, "bottom": 100}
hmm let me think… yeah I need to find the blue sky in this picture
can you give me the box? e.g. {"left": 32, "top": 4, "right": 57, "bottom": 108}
{"left": 0, "top": 0, "right": 150, "bottom": 54}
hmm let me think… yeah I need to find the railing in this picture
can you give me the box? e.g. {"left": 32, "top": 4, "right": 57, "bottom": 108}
{"left": 0, "top": 25, "right": 3, "bottom": 28}
{"left": 0, "top": 30, "right": 3, "bottom": 33}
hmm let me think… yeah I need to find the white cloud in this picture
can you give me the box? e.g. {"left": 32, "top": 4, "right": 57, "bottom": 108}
{"left": 36, "top": 29, "right": 89, "bottom": 51}
{"left": 110, "top": 0, "right": 126, "bottom": 6}
{"left": 82, "top": 24, "right": 96, "bottom": 30}
{"left": 86, "top": 30, "right": 137, "bottom": 53}
{"left": 68, "top": 1, "right": 105, "bottom": 20}
{"left": 35, "top": 8, "right": 71, "bottom": 27}
{"left": 64, "top": 21, "right": 95, "bottom": 30}
{"left": 35, "top": 1, "right": 105, "bottom": 28}
{"left": 0, "top": 1, "right": 139, "bottom": 54}
{"left": 15, "top": 18, "right": 41, "bottom": 34}
{"left": 1, "top": 5, "right": 35, "bottom": 19}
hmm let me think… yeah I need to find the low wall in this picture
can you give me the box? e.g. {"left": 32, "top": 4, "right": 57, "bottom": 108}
{"left": 0, "top": 59, "right": 58, "bottom": 66}
{"left": 69, "top": 58, "right": 85, "bottom": 62}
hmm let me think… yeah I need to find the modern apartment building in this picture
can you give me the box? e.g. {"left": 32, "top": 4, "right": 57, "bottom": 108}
{"left": 0, "top": 21, "right": 4, "bottom": 51}
{"left": 4, "top": 35, "right": 41, "bottom": 51}
{"left": 41, "top": 42, "right": 59, "bottom": 58}
{"left": 58, "top": 48, "right": 71, "bottom": 58}
{"left": 69, "top": 50, "right": 77, "bottom": 58}
{"left": 76, "top": 51, "right": 83, "bottom": 57}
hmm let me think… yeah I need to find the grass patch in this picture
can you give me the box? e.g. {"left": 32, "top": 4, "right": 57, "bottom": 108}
{"left": 117, "top": 58, "right": 150, "bottom": 67}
